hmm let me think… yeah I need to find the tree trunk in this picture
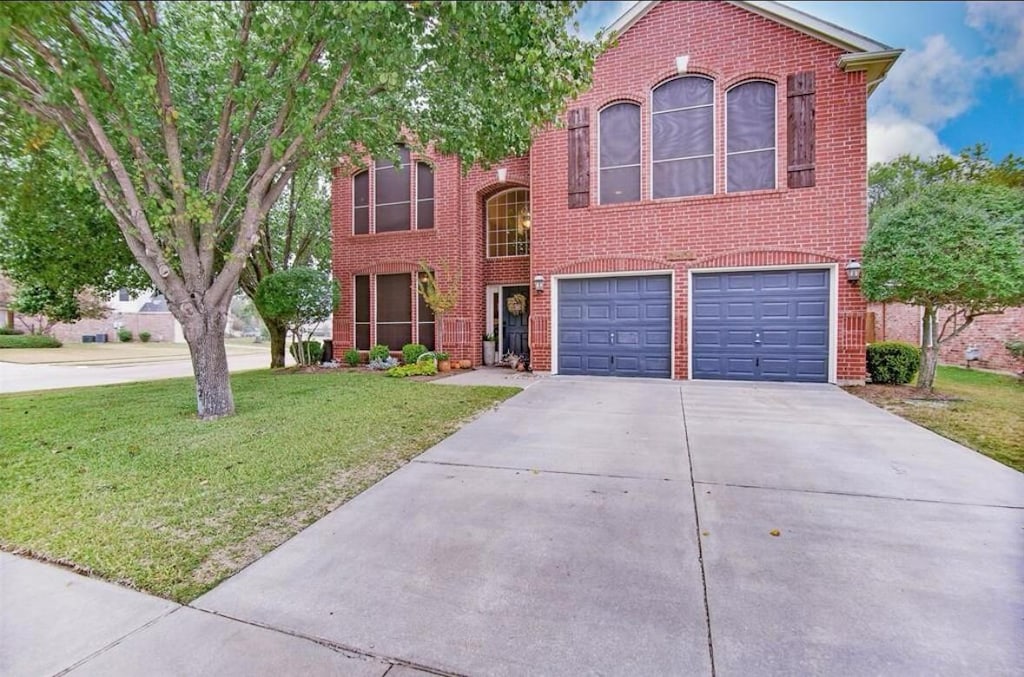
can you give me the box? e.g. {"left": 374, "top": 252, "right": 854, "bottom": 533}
{"left": 267, "top": 320, "right": 287, "bottom": 368}
{"left": 182, "top": 310, "right": 235, "bottom": 420}
{"left": 917, "top": 305, "right": 939, "bottom": 391}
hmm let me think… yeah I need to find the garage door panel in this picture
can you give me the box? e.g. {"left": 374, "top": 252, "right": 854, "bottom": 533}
{"left": 692, "top": 269, "right": 829, "bottom": 383}
{"left": 558, "top": 274, "right": 672, "bottom": 378}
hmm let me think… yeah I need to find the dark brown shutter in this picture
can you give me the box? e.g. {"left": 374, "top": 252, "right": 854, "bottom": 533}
{"left": 567, "top": 107, "right": 590, "bottom": 208}
{"left": 787, "top": 71, "right": 816, "bottom": 189}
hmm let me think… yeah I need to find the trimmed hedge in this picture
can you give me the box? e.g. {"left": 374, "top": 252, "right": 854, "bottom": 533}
{"left": 0, "top": 334, "right": 62, "bottom": 349}
{"left": 866, "top": 341, "right": 920, "bottom": 385}
{"left": 0, "top": 326, "right": 25, "bottom": 335}
{"left": 343, "top": 348, "right": 360, "bottom": 366}
{"left": 369, "top": 344, "right": 390, "bottom": 361}
{"left": 402, "top": 343, "right": 428, "bottom": 365}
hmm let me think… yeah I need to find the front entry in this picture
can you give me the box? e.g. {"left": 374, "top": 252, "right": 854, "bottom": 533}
{"left": 501, "top": 286, "right": 530, "bottom": 357}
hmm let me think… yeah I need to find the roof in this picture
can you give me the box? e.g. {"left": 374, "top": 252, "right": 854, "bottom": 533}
{"left": 607, "top": 1, "right": 901, "bottom": 95}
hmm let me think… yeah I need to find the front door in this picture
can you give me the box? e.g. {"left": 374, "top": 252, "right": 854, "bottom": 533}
{"left": 502, "top": 286, "right": 530, "bottom": 357}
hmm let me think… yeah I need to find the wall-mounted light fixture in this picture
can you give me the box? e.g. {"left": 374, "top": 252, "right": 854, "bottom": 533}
{"left": 675, "top": 55, "right": 690, "bottom": 74}
{"left": 845, "top": 259, "right": 862, "bottom": 284}
{"left": 496, "top": 167, "right": 508, "bottom": 183}
{"left": 533, "top": 274, "right": 545, "bottom": 294}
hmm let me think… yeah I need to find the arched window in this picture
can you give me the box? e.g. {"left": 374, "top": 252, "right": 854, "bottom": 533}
{"left": 726, "top": 81, "right": 776, "bottom": 192}
{"left": 486, "top": 189, "right": 530, "bottom": 258}
{"left": 416, "top": 162, "right": 434, "bottom": 229}
{"left": 651, "top": 75, "right": 714, "bottom": 198}
{"left": 374, "top": 145, "right": 411, "bottom": 232}
{"left": 352, "top": 170, "right": 369, "bottom": 234}
{"left": 599, "top": 102, "right": 640, "bottom": 204}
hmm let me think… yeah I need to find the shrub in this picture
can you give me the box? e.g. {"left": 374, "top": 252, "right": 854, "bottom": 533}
{"left": 139, "top": 331, "right": 151, "bottom": 343}
{"left": 435, "top": 351, "right": 450, "bottom": 362}
{"left": 0, "top": 334, "right": 62, "bottom": 349}
{"left": 369, "top": 344, "right": 390, "bottom": 361}
{"left": 402, "top": 343, "right": 428, "bottom": 365}
{"left": 289, "top": 340, "right": 323, "bottom": 364}
{"left": 866, "top": 341, "right": 920, "bottom": 385}
{"left": 386, "top": 361, "right": 438, "bottom": 378}
{"left": 343, "top": 348, "right": 360, "bottom": 367}
{"left": 117, "top": 328, "right": 133, "bottom": 342}
{"left": 1006, "top": 339, "right": 1024, "bottom": 360}
{"left": 368, "top": 356, "right": 399, "bottom": 370}
{"left": 0, "top": 326, "right": 24, "bottom": 335}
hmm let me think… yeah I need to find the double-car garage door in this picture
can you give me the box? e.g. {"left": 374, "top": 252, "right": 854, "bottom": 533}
{"left": 556, "top": 269, "right": 831, "bottom": 382}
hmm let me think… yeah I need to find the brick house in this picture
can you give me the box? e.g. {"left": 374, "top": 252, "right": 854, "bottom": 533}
{"left": 331, "top": 0, "right": 900, "bottom": 383}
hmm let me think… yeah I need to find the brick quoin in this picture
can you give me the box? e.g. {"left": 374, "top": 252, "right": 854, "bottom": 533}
{"left": 332, "top": 1, "right": 885, "bottom": 383}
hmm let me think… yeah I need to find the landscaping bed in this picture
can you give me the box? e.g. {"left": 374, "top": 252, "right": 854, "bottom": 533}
{"left": 0, "top": 370, "right": 518, "bottom": 601}
{"left": 846, "top": 366, "right": 1023, "bottom": 473}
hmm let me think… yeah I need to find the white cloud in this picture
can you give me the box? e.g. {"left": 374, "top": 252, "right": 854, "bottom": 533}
{"left": 966, "top": 1, "right": 1024, "bottom": 90}
{"left": 875, "top": 34, "right": 976, "bottom": 127}
{"left": 867, "top": 110, "right": 950, "bottom": 164}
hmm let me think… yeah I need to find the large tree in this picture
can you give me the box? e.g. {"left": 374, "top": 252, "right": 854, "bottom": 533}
{"left": 861, "top": 182, "right": 1024, "bottom": 390}
{"left": 0, "top": 1, "right": 601, "bottom": 418}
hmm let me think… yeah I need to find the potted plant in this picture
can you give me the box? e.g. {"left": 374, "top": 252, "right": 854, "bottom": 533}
{"left": 482, "top": 331, "right": 496, "bottom": 365}
{"left": 436, "top": 351, "right": 451, "bottom": 372}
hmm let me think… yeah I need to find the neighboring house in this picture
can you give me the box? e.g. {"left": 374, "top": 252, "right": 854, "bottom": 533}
{"left": 869, "top": 302, "right": 1024, "bottom": 373}
{"left": 331, "top": 0, "right": 900, "bottom": 383}
{"left": 46, "top": 289, "right": 182, "bottom": 343}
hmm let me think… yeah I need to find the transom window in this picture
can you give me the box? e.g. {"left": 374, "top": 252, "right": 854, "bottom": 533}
{"left": 352, "top": 144, "right": 434, "bottom": 234}
{"left": 651, "top": 75, "right": 714, "bottom": 198}
{"left": 726, "top": 81, "right": 776, "bottom": 192}
{"left": 486, "top": 189, "right": 530, "bottom": 258}
{"left": 599, "top": 102, "right": 641, "bottom": 205}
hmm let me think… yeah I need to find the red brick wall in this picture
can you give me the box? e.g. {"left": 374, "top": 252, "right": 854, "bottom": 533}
{"left": 872, "top": 302, "right": 1024, "bottom": 372}
{"left": 45, "top": 313, "right": 177, "bottom": 343}
{"left": 331, "top": 1, "right": 873, "bottom": 381}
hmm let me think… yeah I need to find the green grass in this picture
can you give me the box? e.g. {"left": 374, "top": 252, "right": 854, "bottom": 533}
{"left": 0, "top": 371, "right": 518, "bottom": 601}
{"left": 0, "top": 334, "right": 62, "bottom": 348}
{"left": 853, "top": 366, "right": 1023, "bottom": 472}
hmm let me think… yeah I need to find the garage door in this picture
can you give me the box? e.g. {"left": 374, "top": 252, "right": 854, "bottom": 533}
{"left": 558, "top": 275, "right": 672, "bottom": 378}
{"left": 691, "top": 269, "right": 830, "bottom": 382}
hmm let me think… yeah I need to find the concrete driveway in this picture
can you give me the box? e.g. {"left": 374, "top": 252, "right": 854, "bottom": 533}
{"left": 9, "top": 378, "right": 1023, "bottom": 675}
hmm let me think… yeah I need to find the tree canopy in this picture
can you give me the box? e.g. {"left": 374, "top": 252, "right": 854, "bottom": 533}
{"left": 254, "top": 266, "right": 337, "bottom": 365}
{"left": 0, "top": 1, "right": 602, "bottom": 417}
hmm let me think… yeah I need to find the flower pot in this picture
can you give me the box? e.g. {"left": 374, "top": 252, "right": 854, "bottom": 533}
{"left": 438, "top": 360, "right": 451, "bottom": 372}
{"left": 460, "top": 359, "right": 472, "bottom": 369}
{"left": 483, "top": 341, "right": 495, "bottom": 365}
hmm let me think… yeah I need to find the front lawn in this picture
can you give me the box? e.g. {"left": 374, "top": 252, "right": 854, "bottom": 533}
{"left": 0, "top": 371, "right": 517, "bottom": 601}
{"left": 848, "top": 366, "right": 1023, "bottom": 472}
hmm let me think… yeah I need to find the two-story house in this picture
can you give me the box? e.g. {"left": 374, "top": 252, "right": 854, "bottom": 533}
{"left": 331, "top": 0, "right": 900, "bottom": 383}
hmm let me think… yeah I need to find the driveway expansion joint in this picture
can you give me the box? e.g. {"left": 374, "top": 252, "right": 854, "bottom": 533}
{"left": 412, "top": 458, "right": 679, "bottom": 482}
{"left": 692, "top": 480, "right": 1024, "bottom": 510}
{"left": 53, "top": 605, "right": 181, "bottom": 677}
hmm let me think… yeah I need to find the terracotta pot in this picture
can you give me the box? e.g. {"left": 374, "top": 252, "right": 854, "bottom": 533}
{"left": 438, "top": 360, "right": 451, "bottom": 372}
{"left": 516, "top": 363, "right": 526, "bottom": 372}
{"left": 460, "top": 359, "right": 472, "bottom": 369}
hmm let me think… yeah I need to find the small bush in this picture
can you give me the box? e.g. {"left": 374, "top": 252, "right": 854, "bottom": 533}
{"left": 435, "top": 351, "right": 450, "bottom": 362}
{"left": 1006, "top": 339, "right": 1024, "bottom": 360}
{"left": 117, "top": 328, "right": 133, "bottom": 342}
{"left": 0, "top": 334, "right": 62, "bottom": 349}
{"left": 386, "top": 362, "right": 438, "bottom": 378}
{"left": 0, "top": 326, "right": 24, "bottom": 335}
{"left": 369, "top": 344, "right": 390, "bottom": 361}
{"left": 343, "top": 348, "right": 360, "bottom": 367}
{"left": 139, "top": 331, "right": 152, "bottom": 343}
{"left": 402, "top": 343, "right": 428, "bottom": 365}
{"left": 289, "top": 340, "right": 323, "bottom": 364}
{"left": 368, "top": 356, "right": 399, "bottom": 370}
{"left": 866, "top": 341, "right": 920, "bottom": 385}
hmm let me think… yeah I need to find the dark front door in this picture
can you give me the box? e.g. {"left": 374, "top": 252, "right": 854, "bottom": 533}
{"left": 557, "top": 275, "right": 672, "bottom": 378}
{"left": 502, "top": 286, "right": 530, "bottom": 357}
{"left": 691, "top": 269, "right": 830, "bottom": 382}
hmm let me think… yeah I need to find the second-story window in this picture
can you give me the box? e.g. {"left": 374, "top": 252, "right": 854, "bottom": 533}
{"left": 652, "top": 75, "right": 714, "bottom": 199}
{"left": 354, "top": 145, "right": 435, "bottom": 234}
{"left": 416, "top": 162, "right": 434, "bottom": 229}
{"left": 599, "top": 102, "right": 641, "bottom": 205}
{"left": 353, "top": 170, "right": 370, "bottom": 234}
{"left": 486, "top": 189, "right": 530, "bottom": 258}
{"left": 726, "top": 81, "right": 776, "bottom": 192}
{"left": 375, "top": 145, "right": 411, "bottom": 232}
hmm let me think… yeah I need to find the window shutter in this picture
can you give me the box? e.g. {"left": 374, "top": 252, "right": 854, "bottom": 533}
{"left": 787, "top": 71, "right": 816, "bottom": 189}
{"left": 567, "top": 107, "right": 590, "bottom": 209}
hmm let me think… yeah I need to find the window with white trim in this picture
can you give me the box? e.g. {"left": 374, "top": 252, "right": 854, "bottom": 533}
{"left": 599, "top": 102, "right": 640, "bottom": 204}
{"left": 726, "top": 81, "right": 776, "bottom": 192}
{"left": 486, "top": 189, "right": 530, "bottom": 258}
{"left": 651, "top": 76, "right": 714, "bottom": 198}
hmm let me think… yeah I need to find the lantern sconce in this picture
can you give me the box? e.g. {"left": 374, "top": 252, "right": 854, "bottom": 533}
{"left": 533, "top": 274, "right": 545, "bottom": 294}
{"left": 496, "top": 167, "right": 508, "bottom": 183}
{"left": 845, "top": 259, "right": 862, "bottom": 284}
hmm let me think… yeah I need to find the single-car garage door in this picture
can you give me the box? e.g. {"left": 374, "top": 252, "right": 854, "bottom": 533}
{"left": 692, "top": 269, "right": 830, "bottom": 382}
{"left": 558, "top": 275, "right": 672, "bottom": 378}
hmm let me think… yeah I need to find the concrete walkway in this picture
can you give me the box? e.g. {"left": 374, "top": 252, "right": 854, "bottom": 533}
{"left": 5, "top": 378, "right": 1023, "bottom": 675}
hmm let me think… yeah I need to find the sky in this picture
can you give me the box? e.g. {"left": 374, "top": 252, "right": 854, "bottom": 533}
{"left": 575, "top": 1, "right": 1024, "bottom": 164}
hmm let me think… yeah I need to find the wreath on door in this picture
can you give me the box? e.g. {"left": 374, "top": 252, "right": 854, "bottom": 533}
{"left": 506, "top": 293, "right": 528, "bottom": 316}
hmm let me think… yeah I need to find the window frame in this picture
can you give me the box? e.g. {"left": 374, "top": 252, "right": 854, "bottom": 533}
{"left": 352, "top": 169, "right": 370, "bottom": 235}
{"left": 485, "top": 187, "right": 531, "bottom": 259}
{"left": 415, "top": 161, "right": 435, "bottom": 230}
{"left": 353, "top": 274, "right": 370, "bottom": 350}
{"left": 724, "top": 79, "right": 778, "bottom": 193}
{"left": 649, "top": 74, "right": 716, "bottom": 200}
{"left": 597, "top": 100, "right": 642, "bottom": 206}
